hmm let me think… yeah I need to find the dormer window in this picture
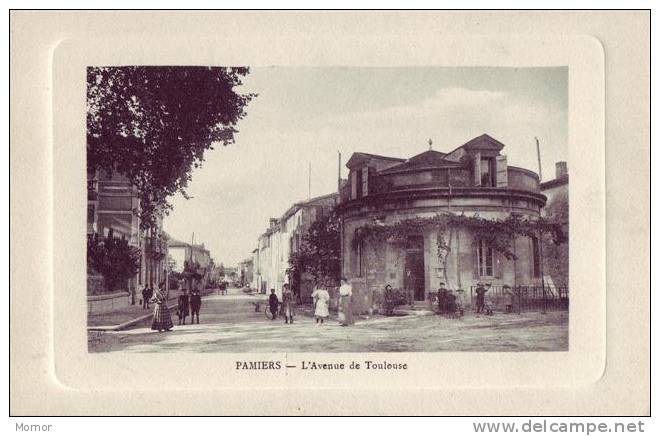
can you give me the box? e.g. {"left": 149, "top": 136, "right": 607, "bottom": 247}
{"left": 480, "top": 157, "right": 495, "bottom": 187}
{"left": 351, "top": 166, "right": 370, "bottom": 199}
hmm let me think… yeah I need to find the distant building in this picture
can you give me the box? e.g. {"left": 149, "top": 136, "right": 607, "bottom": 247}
{"left": 238, "top": 258, "right": 254, "bottom": 287}
{"left": 540, "top": 162, "right": 569, "bottom": 287}
{"left": 253, "top": 193, "right": 338, "bottom": 299}
{"left": 540, "top": 161, "right": 568, "bottom": 209}
{"left": 336, "top": 134, "right": 548, "bottom": 313}
{"left": 168, "top": 238, "right": 212, "bottom": 288}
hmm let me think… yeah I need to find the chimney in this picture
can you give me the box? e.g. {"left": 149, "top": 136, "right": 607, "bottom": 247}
{"left": 555, "top": 161, "right": 568, "bottom": 179}
{"left": 269, "top": 218, "right": 278, "bottom": 229}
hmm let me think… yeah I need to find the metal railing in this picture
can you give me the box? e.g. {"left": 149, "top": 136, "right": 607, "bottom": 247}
{"left": 469, "top": 285, "right": 569, "bottom": 313}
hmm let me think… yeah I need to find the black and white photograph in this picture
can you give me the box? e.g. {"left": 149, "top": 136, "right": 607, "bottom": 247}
{"left": 10, "top": 9, "right": 650, "bottom": 419}
{"left": 86, "top": 65, "right": 569, "bottom": 353}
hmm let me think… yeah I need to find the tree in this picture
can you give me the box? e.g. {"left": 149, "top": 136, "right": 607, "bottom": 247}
{"left": 218, "top": 262, "right": 225, "bottom": 278}
{"left": 87, "top": 230, "right": 142, "bottom": 292}
{"left": 287, "top": 212, "right": 341, "bottom": 287}
{"left": 87, "top": 66, "right": 256, "bottom": 228}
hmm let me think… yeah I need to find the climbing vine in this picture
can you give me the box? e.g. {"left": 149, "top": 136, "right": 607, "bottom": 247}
{"left": 352, "top": 213, "right": 565, "bottom": 261}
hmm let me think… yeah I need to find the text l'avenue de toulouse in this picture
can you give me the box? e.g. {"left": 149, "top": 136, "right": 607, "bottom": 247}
{"left": 235, "top": 360, "right": 408, "bottom": 371}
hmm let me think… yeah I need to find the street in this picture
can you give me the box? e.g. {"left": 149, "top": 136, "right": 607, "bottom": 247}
{"left": 88, "top": 287, "right": 568, "bottom": 353}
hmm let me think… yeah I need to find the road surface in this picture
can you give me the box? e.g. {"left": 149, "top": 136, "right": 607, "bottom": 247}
{"left": 88, "top": 287, "right": 568, "bottom": 353}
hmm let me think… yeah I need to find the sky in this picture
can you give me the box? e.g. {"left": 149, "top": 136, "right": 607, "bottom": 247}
{"left": 163, "top": 66, "right": 568, "bottom": 267}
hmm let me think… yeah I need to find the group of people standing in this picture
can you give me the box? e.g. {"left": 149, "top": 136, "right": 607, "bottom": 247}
{"left": 148, "top": 284, "right": 203, "bottom": 332}
{"left": 176, "top": 288, "right": 202, "bottom": 325}
{"left": 434, "top": 282, "right": 466, "bottom": 317}
{"left": 267, "top": 278, "right": 355, "bottom": 327}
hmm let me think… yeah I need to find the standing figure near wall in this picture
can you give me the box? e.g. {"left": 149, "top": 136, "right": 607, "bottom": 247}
{"left": 338, "top": 277, "right": 354, "bottom": 326}
{"left": 282, "top": 283, "right": 295, "bottom": 324}
{"left": 311, "top": 282, "right": 330, "bottom": 325}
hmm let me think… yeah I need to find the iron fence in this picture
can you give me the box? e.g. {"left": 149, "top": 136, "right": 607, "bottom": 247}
{"left": 469, "top": 285, "right": 569, "bottom": 313}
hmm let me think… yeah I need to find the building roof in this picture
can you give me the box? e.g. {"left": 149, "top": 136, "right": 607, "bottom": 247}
{"left": 345, "top": 152, "right": 405, "bottom": 169}
{"left": 442, "top": 133, "right": 506, "bottom": 159}
{"left": 540, "top": 173, "right": 569, "bottom": 190}
{"left": 279, "top": 192, "right": 338, "bottom": 223}
{"left": 379, "top": 149, "right": 463, "bottom": 175}
{"left": 347, "top": 134, "right": 507, "bottom": 173}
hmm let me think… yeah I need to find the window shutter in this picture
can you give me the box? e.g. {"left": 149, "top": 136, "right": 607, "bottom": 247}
{"left": 473, "top": 153, "right": 481, "bottom": 186}
{"left": 472, "top": 240, "right": 479, "bottom": 279}
{"left": 351, "top": 171, "right": 358, "bottom": 199}
{"left": 496, "top": 155, "right": 508, "bottom": 187}
{"left": 362, "top": 166, "right": 369, "bottom": 196}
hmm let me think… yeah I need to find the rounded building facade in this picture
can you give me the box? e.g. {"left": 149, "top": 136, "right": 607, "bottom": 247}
{"left": 336, "top": 134, "right": 548, "bottom": 314}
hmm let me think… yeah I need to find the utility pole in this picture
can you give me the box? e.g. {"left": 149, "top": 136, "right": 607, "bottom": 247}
{"left": 337, "top": 151, "right": 341, "bottom": 196}
{"left": 308, "top": 162, "right": 311, "bottom": 200}
{"left": 535, "top": 137, "right": 543, "bottom": 181}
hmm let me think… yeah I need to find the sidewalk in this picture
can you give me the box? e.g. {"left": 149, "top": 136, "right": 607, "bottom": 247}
{"left": 87, "top": 288, "right": 216, "bottom": 331}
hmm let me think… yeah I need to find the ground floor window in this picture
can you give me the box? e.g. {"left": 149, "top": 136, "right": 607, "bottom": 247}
{"left": 477, "top": 238, "right": 494, "bottom": 277}
{"left": 532, "top": 236, "right": 541, "bottom": 278}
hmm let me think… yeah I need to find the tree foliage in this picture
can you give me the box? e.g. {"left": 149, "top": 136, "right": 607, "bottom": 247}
{"left": 87, "top": 230, "right": 142, "bottom": 292}
{"left": 87, "top": 66, "right": 256, "bottom": 228}
{"left": 287, "top": 212, "right": 341, "bottom": 287}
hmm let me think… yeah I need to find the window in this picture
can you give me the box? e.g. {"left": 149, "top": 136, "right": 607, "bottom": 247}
{"left": 477, "top": 239, "right": 494, "bottom": 277}
{"left": 480, "top": 157, "right": 495, "bottom": 187}
{"left": 532, "top": 236, "right": 541, "bottom": 278}
{"left": 362, "top": 167, "right": 369, "bottom": 196}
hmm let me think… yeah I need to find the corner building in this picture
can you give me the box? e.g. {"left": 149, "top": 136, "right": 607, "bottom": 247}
{"left": 336, "top": 134, "right": 548, "bottom": 314}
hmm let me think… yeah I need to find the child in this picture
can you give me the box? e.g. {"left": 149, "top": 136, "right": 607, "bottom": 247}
{"left": 484, "top": 284, "right": 494, "bottom": 316}
{"left": 268, "top": 289, "right": 279, "bottom": 320}
{"left": 455, "top": 289, "right": 465, "bottom": 317}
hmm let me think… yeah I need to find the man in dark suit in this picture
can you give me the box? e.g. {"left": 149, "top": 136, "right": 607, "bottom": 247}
{"left": 268, "top": 289, "right": 279, "bottom": 320}
{"left": 190, "top": 288, "right": 202, "bottom": 324}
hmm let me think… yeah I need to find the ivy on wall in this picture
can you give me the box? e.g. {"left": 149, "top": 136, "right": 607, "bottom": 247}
{"left": 352, "top": 213, "right": 566, "bottom": 261}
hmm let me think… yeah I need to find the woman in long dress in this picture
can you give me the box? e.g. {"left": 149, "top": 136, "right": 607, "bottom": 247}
{"left": 150, "top": 287, "right": 173, "bottom": 332}
{"left": 282, "top": 284, "right": 295, "bottom": 324}
{"left": 337, "top": 277, "right": 354, "bottom": 326}
{"left": 311, "top": 282, "right": 330, "bottom": 325}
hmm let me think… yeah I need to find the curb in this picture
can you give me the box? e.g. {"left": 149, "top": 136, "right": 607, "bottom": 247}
{"left": 87, "top": 301, "right": 179, "bottom": 332}
{"left": 88, "top": 290, "right": 219, "bottom": 332}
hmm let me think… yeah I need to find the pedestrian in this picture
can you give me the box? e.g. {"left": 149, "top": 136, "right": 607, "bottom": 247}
{"left": 446, "top": 289, "right": 457, "bottom": 317}
{"left": 141, "top": 286, "right": 150, "bottom": 309}
{"left": 282, "top": 283, "right": 295, "bottom": 324}
{"left": 503, "top": 285, "right": 515, "bottom": 313}
{"left": 338, "top": 277, "right": 354, "bottom": 326}
{"left": 268, "top": 289, "right": 279, "bottom": 320}
{"left": 150, "top": 287, "right": 173, "bottom": 332}
{"left": 474, "top": 282, "right": 487, "bottom": 314}
{"left": 311, "top": 281, "right": 330, "bottom": 325}
{"left": 437, "top": 283, "right": 448, "bottom": 314}
{"left": 455, "top": 289, "right": 465, "bottom": 317}
{"left": 177, "top": 289, "right": 190, "bottom": 325}
{"left": 484, "top": 283, "right": 494, "bottom": 315}
{"left": 190, "top": 288, "right": 202, "bottom": 324}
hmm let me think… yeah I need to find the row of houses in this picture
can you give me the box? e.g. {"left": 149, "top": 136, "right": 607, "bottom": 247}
{"left": 242, "top": 193, "right": 338, "bottom": 301}
{"left": 242, "top": 133, "right": 569, "bottom": 314}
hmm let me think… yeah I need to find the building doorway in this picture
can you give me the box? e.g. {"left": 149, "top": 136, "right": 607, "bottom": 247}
{"left": 404, "top": 235, "right": 426, "bottom": 301}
